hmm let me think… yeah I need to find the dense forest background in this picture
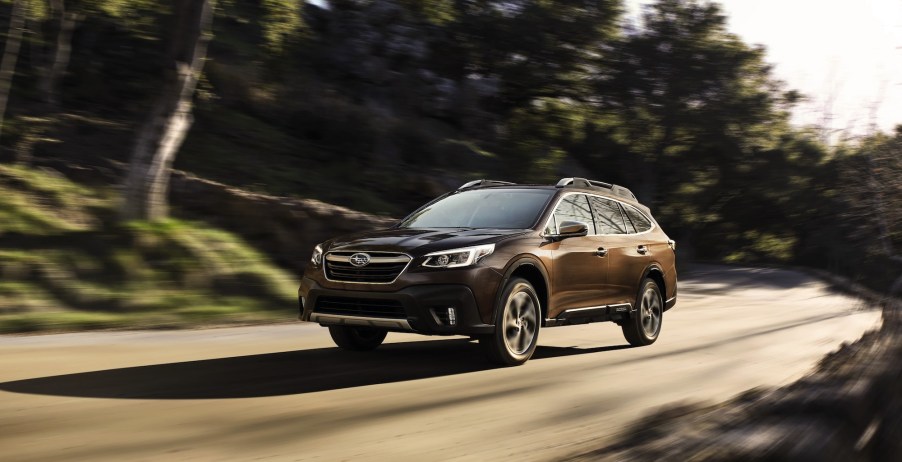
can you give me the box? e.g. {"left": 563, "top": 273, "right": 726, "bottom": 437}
{"left": 0, "top": 0, "right": 899, "bottom": 330}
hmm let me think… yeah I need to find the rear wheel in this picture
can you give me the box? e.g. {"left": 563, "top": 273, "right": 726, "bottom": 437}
{"left": 480, "top": 277, "right": 540, "bottom": 366}
{"left": 328, "top": 325, "right": 387, "bottom": 351}
{"left": 622, "top": 278, "right": 663, "bottom": 346}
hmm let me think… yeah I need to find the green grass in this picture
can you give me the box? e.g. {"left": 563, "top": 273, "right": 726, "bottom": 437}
{"left": 0, "top": 164, "right": 298, "bottom": 333}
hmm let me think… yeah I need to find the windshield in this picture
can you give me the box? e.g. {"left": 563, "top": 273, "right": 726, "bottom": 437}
{"left": 398, "top": 188, "right": 554, "bottom": 229}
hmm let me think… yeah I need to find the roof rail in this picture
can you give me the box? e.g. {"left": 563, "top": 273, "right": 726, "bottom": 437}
{"left": 555, "top": 177, "right": 637, "bottom": 201}
{"left": 458, "top": 179, "right": 517, "bottom": 190}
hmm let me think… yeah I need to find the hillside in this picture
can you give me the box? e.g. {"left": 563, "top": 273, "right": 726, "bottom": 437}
{"left": 0, "top": 164, "right": 298, "bottom": 332}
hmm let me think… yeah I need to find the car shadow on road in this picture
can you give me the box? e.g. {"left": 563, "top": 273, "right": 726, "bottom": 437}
{"left": 0, "top": 339, "right": 631, "bottom": 400}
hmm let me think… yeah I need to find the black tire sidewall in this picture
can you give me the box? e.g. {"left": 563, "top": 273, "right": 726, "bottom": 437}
{"left": 485, "top": 277, "right": 541, "bottom": 365}
{"left": 621, "top": 278, "right": 664, "bottom": 346}
{"left": 632, "top": 279, "right": 662, "bottom": 343}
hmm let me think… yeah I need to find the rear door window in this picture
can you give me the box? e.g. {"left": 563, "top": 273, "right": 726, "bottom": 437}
{"left": 589, "top": 196, "right": 628, "bottom": 235}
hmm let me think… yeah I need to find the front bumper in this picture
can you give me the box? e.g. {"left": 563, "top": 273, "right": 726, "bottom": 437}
{"left": 299, "top": 278, "right": 494, "bottom": 335}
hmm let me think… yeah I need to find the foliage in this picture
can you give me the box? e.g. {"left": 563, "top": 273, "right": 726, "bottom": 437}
{"left": 836, "top": 127, "right": 902, "bottom": 256}
{"left": 0, "top": 164, "right": 296, "bottom": 332}
{"left": 259, "top": 0, "right": 304, "bottom": 52}
{"left": 0, "top": 0, "right": 899, "bottom": 323}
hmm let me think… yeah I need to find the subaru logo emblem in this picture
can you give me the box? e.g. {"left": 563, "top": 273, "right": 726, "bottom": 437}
{"left": 349, "top": 253, "right": 370, "bottom": 267}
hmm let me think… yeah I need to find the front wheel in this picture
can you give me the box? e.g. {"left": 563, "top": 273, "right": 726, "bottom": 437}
{"left": 480, "top": 277, "right": 541, "bottom": 366}
{"left": 622, "top": 278, "right": 663, "bottom": 346}
{"left": 328, "top": 325, "right": 387, "bottom": 351}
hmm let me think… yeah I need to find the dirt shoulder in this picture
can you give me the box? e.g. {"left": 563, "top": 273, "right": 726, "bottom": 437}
{"left": 568, "top": 271, "right": 902, "bottom": 462}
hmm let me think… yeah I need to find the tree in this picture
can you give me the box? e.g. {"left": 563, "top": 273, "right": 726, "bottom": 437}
{"left": 594, "top": 0, "right": 791, "bottom": 205}
{"left": 121, "top": 0, "right": 215, "bottom": 220}
{"left": 839, "top": 127, "right": 902, "bottom": 256}
{"left": 115, "top": 0, "right": 304, "bottom": 220}
{"left": 445, "top": 0, "right": 622, "bottom": 177}
{"left": 38, "top": 0, "right": 82, "bottom": 105}
{"left": 548, "top": 0, "right": 812, "bottom": 261}
{"left": 0, "top": 0, "right": 26, "bottom": 146}
{"left": 450, "top": 0, "right": 621, "bottom": 112}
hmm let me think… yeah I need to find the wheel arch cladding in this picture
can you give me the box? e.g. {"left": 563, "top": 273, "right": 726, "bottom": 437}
{"left": 644, "top": 265, "right": 666, "bottom": 299}
{"left": 506, "top": 261, "right": 549, "bottom": 320}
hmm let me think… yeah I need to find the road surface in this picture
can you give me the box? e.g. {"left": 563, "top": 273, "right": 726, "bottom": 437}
{"left": 0, "top": 265, "right": 882, "bottom": 461}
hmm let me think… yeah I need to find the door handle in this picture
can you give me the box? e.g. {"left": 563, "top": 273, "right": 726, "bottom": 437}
{"left": 637, "top": 245, "right": 648, "bottom": 254}
{"left": 595, "top": 247, "right": 608, "bottom": 257}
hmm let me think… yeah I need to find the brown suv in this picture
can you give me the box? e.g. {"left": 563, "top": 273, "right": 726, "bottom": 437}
{"left": 299, "top": 177, "right": 677, "bottom": 365}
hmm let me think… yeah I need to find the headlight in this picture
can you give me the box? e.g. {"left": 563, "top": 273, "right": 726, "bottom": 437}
{"left": 310, "top": 244, "right": 323, "bottom": 265}
{"left": 422, "top": 244, "right": 495, "bottom": 268}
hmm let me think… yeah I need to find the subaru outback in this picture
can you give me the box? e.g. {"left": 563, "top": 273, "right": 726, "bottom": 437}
{"left": 298, "top": 177, "right": 677, "bottom": 365}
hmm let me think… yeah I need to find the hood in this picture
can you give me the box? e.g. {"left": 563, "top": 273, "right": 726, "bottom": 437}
{"left": 326, "top": 228, "right": 529, "bottom": 255}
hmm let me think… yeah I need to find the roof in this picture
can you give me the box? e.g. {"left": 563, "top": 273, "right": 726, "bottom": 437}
{"left": 458, "top": 177, "right": 642, "bottom": 205}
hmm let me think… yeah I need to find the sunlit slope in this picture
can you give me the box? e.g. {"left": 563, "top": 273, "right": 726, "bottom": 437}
{"left": 0, "top": 165, "right": 297, "bottom": 333}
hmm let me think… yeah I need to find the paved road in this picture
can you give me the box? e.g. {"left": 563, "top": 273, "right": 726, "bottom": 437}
{"left": 0, "top": 265, "right": 881, "bottom": 461}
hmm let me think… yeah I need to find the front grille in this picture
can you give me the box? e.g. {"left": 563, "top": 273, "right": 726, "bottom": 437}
{"left": 314, "top": 296, "right": 406, "bottom": 319}
{"left": 324, "top": 252, "right": 410, "bottom": 283}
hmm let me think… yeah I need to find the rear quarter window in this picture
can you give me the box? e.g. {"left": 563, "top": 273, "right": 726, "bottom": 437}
{"left": 623, "top": 204, "right": 653, "bottom": 233}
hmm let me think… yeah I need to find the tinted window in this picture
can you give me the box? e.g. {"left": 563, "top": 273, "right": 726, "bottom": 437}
{"left": 399, "top": 189, "right": 554, "bottom": 229}
{"left": 590, "top": 197, "right": 628, "bottom": 234}
{"left": 623, "top": 204, "right": 653, "bottom": 233}
{"left": 621, "top": 205, "right": 637, "bottom": 233}
{"left": 546, "top": 194, "right": 595, "bottom": 234}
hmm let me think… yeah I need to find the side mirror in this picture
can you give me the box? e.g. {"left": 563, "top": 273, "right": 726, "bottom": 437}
{"left": 548, "top": 220, "right": 588, "bottom": 241}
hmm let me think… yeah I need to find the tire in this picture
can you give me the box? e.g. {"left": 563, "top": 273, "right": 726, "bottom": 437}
{"left": 480, "top": 277, "right": 541, "bottom": 366}
{"left": 622, "top": 278, "right": 663, "bottom": 346}
{"left": 328, "top": 325, "right": 387, "bottom": 351}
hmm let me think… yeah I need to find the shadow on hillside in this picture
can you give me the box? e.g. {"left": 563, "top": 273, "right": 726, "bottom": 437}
{"left": 0, "top": 339, "right": 630, "bottom": 400}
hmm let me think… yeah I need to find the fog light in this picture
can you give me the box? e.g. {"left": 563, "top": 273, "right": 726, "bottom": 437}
{"left": 447, "top": 307, "right": 457, "bottom": 326}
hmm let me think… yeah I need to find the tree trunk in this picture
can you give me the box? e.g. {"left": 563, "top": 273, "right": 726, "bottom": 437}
{"left": 121, "top": 0, "right": 214, "bottom": 221}
{"left": 0, "top": 0, "right": 26, "bottom": 147}
{"left": 40, "top": 0, "right": 80, "bottom": 106}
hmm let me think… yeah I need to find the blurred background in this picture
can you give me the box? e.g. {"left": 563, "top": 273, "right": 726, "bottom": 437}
{"left": 0, "top": 0, "right": 899, "bottom": 332}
